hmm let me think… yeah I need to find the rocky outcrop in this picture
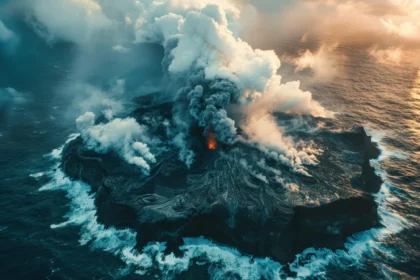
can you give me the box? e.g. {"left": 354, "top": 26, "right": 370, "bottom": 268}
{"left": 340, "top": 127, "right": 383, "bottom": 192}
{"left": 290, "top": 196, "right": 378, "bottom": 255}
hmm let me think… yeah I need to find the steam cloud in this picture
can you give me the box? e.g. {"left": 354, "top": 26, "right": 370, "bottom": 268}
{"left": 242, "top": 114, "right": 322, "bottom": 175}
{"left": 69, "top": 80, "right": 126, "bottom": 120}
{"left": 131, "top": 0, "right": 330, "bottom": 168}
{"left": 0, "top": 20, "right": 14, "bottom": 43}
{"left": 76, "top": 112, "right": 156, "bottom": 175}
{"left": 29, "top": 0, "right": 111, "bottom": 43}
{"left": 0, "top": 88, "right": 26, "bottom": 128}
{"left": 24, "top": 0, "right": 332, "bottom": 173}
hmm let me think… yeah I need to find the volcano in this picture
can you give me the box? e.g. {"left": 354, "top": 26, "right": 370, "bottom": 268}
{"left": 61, "top": 97, "right": 382, "bottom": 264}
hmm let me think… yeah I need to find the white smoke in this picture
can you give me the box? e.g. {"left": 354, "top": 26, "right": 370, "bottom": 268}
{"left": 131, "top": 1, "right": 330, "bottom": 170}
{"left": 64, "top": 80, "right": 126, "bottom": 120}
{"left": 28, "top": 0, "right": 111, "bottom": 43}
{"left": 133, "top": 1, "right": 326, "bottom": 115}
{"left": 112, "top": 45, "right": 130, "bottom": 53}
{"left": 0, "top": 88, "right": 27, "bottom": 130}
{"left": 132, "top": 1, "right": 328, "bottom": 114}
{"left": 0, "top": 88, "right": 27, "bottom": 127}
{"left": 25, "top": 0, "right": 331, "bottom": 119}
{"left": 239, "top": 158, "right": 269, "bottom": 184}
{"left": 241, "top": 114, "right": 322, "bottom": 176}
{"left": 173, "top": 132, "right": 196, "bottom": 168}
{"left": 25, "top": 0, "right": 331, "bottom": 172}
{"left": 368, "top": 46, "right": 403, "bottom": 65}
{"left": 76, "top": 112, "right": 156, "bottom": 175}
{"left": 0, "top": 20, "right": 14, "bottom": 43}
{"left": 282, "top": 43, "right": 346, "bottom": 82}
{"left": 0, "top": 87, "right": 25, "bottom": 105}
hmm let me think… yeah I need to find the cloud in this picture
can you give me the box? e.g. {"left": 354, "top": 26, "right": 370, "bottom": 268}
{"left": 0, "top": 87, "right": 25, "bottom": 105}
{"left": 380, "top": 0, "right": 420, "bottom": 41}
{"left": 240, "top": 0, "right": 420, "bottom": 70}
{"left": 283, "top": 43, "right": 346, "bottom": 82}
{"left": 87, "top": 0, "right": 329, "bottom": 171}
{"left": 15, "top": 0, "right": 332, "bottom": 172}
{"left": 28, "top": 0, "right": 111, "bottom": 43}
{"left": 369, "top": 46, "right": 403, "bottom": 65}
{"left": 112, "top": 45, "right": 130, "bottom": 53}
{"left": 66, "top": 80, "right": 126, "bottom": 120}
{"left": 244, "top": 79, "right": 331, "bottom": 118}
{"left": 76, "top": 112, "right": 156, "bottom": 175}
{"left": 172, "top": 132, "right": 196, "bottom": 168}
{"left": 241, "top": 113, "right": 322, "bottom": 175}
{"left": 0, "top": 87, "right": 26, "bottom": 128}
{"left": 0, "top": 20, "right": 14, "bottom": 43}
{"left": 380, "top": 18, "right": 420, "bottom": 41}
{"left": 133, "top": 1, "right": 329, "bottom": 147}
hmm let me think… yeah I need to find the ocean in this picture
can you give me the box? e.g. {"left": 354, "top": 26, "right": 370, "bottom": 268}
{"left": 1, "top": 11, "right": 420, "bottom": 280}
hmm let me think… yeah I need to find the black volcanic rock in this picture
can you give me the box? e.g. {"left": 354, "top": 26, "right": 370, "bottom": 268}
{"left": 359, "top": 128, "right": 383, "bottom": 192}
{"left": 340, "top": 127, "right": 383, "bottom": 192}
{"left": 61, "top": 121, "right": 381, "bottom": 263}
{"left": 290, "top": 196, "right": 378, "bottom": 254}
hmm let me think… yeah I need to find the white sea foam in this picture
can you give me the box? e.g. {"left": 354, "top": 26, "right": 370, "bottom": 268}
{"left": 40, "top": 167, "right": 137, "bottom": 252}
{"left": 47, "top": 133, "right": 79, "bottom": 160}
{"left": 367, "top": 128, "right": 408, "bottom": 161}
{"left": 29, "top": 172, "right": 45, "bottom": 179}
{"left": 40, "top": 132, "right": 408, "bottom": 279}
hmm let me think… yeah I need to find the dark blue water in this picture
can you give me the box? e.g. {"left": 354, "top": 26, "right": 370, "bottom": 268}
{"left": 1, "top": 17, "right": 419, "bottom": 280}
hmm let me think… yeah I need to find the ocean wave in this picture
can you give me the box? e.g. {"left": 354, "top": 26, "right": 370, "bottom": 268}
{"left": 47, "top": 133, "right": 79, "bottom": 160}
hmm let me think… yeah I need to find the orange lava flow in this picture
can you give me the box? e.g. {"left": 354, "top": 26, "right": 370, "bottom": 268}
{"left": 207, "top": 129, "right": 217, "bottom": 150}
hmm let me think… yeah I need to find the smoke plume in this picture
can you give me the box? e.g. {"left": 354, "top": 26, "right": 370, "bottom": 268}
{"left": 76, "top": 112, "right": 156, "bottom": 175}
{"left": 129, "top": 1, "right": 330, "bottom": 169}
{"left": 21, "top": 0, "right": 332, "bottom": 173}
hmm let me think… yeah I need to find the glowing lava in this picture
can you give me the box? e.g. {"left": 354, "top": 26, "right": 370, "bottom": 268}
{"left": 207, "top": 129, "right": 218, "bottom": 150}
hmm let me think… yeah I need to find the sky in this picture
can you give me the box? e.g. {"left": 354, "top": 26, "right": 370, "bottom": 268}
{"left": 237, "top": 0, "right": 420, "bottom": 78}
